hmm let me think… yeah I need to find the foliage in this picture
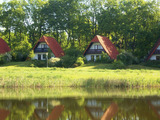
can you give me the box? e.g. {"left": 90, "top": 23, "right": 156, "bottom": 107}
{"left": 96, "top": 52, "right": 113, "bottom": 63}
{"left": 0, "top": 53, "right": 12, "bottom": 64}
{"left": 48, "top": 58, "right": 61, "bottom": 67}
{"left": 11, "top": 37, "right": 32, "bottom": 61}
{"left": 112, "top": 60, "right": 126, "bottom": 69}
{"left": 65, "top": 47, "right": 82, "bottom": 58}
{"left": 32, "top": 60, "right": 47, "bottom": 67}
{"left": 117, "top": 51, "right": 139, "bottom": 65}
{"left": 61, "top": 55, "right": 76, "bottom": 68}
{"left": 141, "top": 60, "right": 160, "bottom": 68}
{"left": 0, "top": 0, "right": 160, "bottom": 60}
{"left": 28, "top": 50, "right": 35, "bottom": 60}
{"left": 74, "top": 57, "right": 84, "bottom": 67}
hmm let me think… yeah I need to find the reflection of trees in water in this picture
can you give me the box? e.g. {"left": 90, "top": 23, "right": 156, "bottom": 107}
{"left": 115, "top": 99, "right": 158, "bottom": 120}
{"left": 0, "top": 98, "right": 159, "bottom": 120}
{"left": 58, "top": 98, "right": 89, "bottom": 120}
{"left": 0, "top": 100, "right": 35, "bottom": 120}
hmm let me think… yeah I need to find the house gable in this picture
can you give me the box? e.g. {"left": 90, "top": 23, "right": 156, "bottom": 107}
{"left": 83, "top": 35, "right": 119, "bottom": 59}
{"left": 146, "top": 39, "right": 160, "bottom": 61}
{"left": 33, "top": 36, "right": 64, "bottom": 58}
{"left": 0, "top": 38, "right": 11, "bottom": 54}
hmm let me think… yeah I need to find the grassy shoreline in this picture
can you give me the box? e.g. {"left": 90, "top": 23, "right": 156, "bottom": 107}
{"left": 0, "top": 87, "right": 160, "bottom": 99}
{"left": 0, "top": 61, "right": 160, "bottom": 88}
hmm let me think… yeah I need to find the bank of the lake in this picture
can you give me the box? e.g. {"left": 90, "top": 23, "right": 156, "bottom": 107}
{"left": 0, "top": 61, "right": 160, "bottom": 88}
{"left": 0, "top": 87, "right": 160, "bottom": 99}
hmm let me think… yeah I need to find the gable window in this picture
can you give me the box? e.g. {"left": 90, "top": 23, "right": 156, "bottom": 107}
{"left": 156, "top": 56, "right": 160, "bottom": 60}
{"left": 41, "top": 44, "right": 48, "bottom": 48}
{"left": 98, "top": 45, "right": 103, "bottom": 49}
{"left": 91, "top": 55, "right": 94, "bottom": 61}
{"left": 38, "top": 54, "right": 41, "bottom": 60}
{"left": 94, "top": 45, "right": 98, "bottom": 49}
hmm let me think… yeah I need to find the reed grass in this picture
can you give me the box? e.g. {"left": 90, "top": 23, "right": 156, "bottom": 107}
{"left": 0, "top": 61, "right": 160, "bottom": 88}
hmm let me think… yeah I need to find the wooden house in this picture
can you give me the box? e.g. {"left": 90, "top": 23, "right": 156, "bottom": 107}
{"left": 146, "top": 39, "right": 160, "bottom": 61}
{"left": 33, "top": 36, "right": 64, "bottom": 60}
{"left": 83, "top": 35, "right": 119, "bottom": 61}
{"left": 0, "top": 38, "right": 11, "bottom": 54}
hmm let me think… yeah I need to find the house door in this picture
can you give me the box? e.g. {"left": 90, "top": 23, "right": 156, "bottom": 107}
{"left": 38, "top": 54, "right": 41, "bottom": 60}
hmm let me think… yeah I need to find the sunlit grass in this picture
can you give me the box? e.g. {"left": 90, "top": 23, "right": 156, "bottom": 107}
{"left": 0, "top": 61, "right": 160, "bottom": 87}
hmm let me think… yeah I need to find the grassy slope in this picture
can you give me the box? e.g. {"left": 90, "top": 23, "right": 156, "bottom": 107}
{"left": 0, "top": 61, "right": 160, "bottom": 87}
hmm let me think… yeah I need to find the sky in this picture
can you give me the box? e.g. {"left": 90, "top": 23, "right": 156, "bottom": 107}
{"left": 0, "top": 0, "right": 10, "bottom": 4}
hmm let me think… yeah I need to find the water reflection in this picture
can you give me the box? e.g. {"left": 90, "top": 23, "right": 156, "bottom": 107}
{"left": 0, "top": 97, "right": 159, "bottom": 120}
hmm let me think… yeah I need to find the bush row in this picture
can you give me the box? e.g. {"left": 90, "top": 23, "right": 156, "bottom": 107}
{"left": 0, "top": 53, "right": 12, "bottom": 65}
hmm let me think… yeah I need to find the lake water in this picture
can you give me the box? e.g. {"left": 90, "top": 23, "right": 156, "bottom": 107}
{"left": 0, "top": 88, "right": 160, "bottom": 120}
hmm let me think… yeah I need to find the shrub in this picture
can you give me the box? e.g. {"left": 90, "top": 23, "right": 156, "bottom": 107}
{"left": 32, "top": 60, "right": 47, "bottom": 67}
{"left": 75, "top": 57, "right": 84, "bottom": 66}
{"left": 0, "top": 53, "right": 12, "bottom": 64}
{"left": 65, "top": 47, "right": 81, "bottom": 57}
{"left": 48, "top": 58, "right": 61, "bottom": 67}
{"left": 28, "top": 50, "right": 35, "bottom": 60}
{"left": 11, "top": 37, "right": 32, "bottom": 61}
{"left": 61, "top": 55, "right": 76, "bottom": 68}
{"left": 112, "top": 60, "right": 126, "bottom": 69}
{"left": 117, "top": 51, "right": 138, "bottom": 65}
{"left": 142, "top": 60, "right": 160, "bottom": 68}
{"left": 96, "top": 52, "right": 113, "bottom": 63}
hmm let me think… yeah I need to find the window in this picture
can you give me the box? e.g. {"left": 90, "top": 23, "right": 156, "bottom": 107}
{"left": 43, "top": 54, "right": 46, "bottom": 60}
{"left": 41, "top": 44, "right": 48, "bottom": 48}
{"left": 156, "top": 56, "right": 160, "bottom": 60}
{"left": 91, "top": 55, "right": 94, "bottom": 61}
{"left": 96, "top": 55, "right": 99, "bottom": 60}
{"left": 38, "top": 54, "right": 41, "bottom": 60}
{"left": 98, "top": 45, "right": 103, "bottom": 49}
{"left": 94, "top": 45, "right": 98, "bottom": 49}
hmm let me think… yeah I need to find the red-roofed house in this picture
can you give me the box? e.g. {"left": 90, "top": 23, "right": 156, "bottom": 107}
{"left": 0, "top": 38, "right": 11, "bottom": 54}
{"left": 83, "top": 35, "right": 119, "bottom": 61}
{"left": 33, "top": 36, "right": 64, "bottom": 60}
{"left": 146, "top": 39, "right": 160, "bottom": 61}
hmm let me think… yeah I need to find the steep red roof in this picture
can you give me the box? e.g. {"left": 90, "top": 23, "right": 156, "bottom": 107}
{"left": 146, "top": 38, "right": 160, "bottom": 61}
{"left": 83, "top": 35, "right": 119, "bottom": 59}
{"left": 0, "top": 38, "right": 11, "bottom": 54}
{"left": 33, "top": 36, "right": 64, "bottom": 57}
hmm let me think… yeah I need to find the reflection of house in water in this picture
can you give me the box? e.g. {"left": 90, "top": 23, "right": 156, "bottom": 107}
{"left": 33, "top": 99, "right": 64, "bottom": 120}
{"left": 149, "top": 100, "right": 160, "bottom": 119}
{"left": 0, "top": 109, "right": 10, "bottom": 120}
{"left": 85, "top": 100, "right": 118, "bottom": 120}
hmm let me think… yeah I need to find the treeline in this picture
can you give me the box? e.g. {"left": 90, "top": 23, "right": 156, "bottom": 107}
{"left": 0, "top": 0, "right": 160, "bottom": 60}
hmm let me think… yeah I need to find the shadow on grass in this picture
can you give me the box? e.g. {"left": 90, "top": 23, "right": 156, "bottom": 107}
{"left": 0, "top": 61, "right": 32, "bottom": 67}
{"left": 82, "top": 62, "right": 160, "bottom": 70}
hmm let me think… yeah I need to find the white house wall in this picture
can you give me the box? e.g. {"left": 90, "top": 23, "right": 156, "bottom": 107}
{"left": 33, "top": 52, "right": 55, "bottom": 60}
{"left": 33, "top": 52, "right": 47, "bottom": 60}
{"left": 85, "top": 54, "right": 101, "bottom": 61}
{"left": 150, "top": 55, "right": 160, "bottom": 60}
{"left": 157, "top": 45, "right": 160, "bottom": 50}
{"left": 149, "top": 45, "right": 160, "bottom": 60}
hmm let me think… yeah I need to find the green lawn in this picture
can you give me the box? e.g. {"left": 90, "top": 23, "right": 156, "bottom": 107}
{"left": 0, "top": 61, "right": 160, "bottom": 87}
